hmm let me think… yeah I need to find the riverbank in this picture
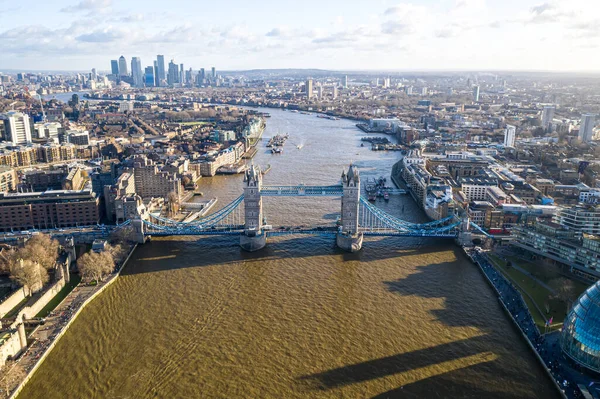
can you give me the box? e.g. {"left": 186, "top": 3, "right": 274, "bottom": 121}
{"left": 466, "top": 248, "right": 572, "bottom": 399}
{"left": 6, "top": 244, "right": 138, "bottom": 399}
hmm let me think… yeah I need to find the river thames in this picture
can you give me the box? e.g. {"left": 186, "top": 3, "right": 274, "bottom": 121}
{"left": 19, "top": 109, "right": 558, "bottom": 398}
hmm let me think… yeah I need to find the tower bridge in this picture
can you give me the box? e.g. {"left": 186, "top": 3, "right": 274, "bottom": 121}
{"left": 130, "top": 165, "right": 479, "bottom": 252}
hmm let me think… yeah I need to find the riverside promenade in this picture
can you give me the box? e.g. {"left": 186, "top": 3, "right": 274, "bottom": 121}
{"left": 468, "top": 249, "right": 595, "bottom": 399}
{"left": 0, "top": 244, "right": 137, "bottom": 399}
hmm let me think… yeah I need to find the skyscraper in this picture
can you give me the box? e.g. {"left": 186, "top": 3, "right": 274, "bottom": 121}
{"left": 145, "top": 66, "right": 155, "bottom": 87}
{"left": 167, "top": 60, "right": 179, "bottom": 86}
{"left": 306, "top": 78, "right": 313, "bottom": 99}
{"left": 579, "top": 114, "right": 596, "bottom": 142}
{"left": 541, "top": 106, "right": 555, "bottom": 131}
{"left": 211, "top": 67, "right": 216, "bottom": 79}
{"left": 118, "top": 56, "right": 128, "bottom": 77}
{"left": 156, "top": 55, "right": 166, "bottom": 87}
{"left": 504, "top": 124, "right": 516, "bottom": 147}
{"left": 179, "top": 64, "right": 184, "bottom": 86}
{"left": 473, "top": 85, "right": 480, "bottom": 102}
{"left": 131, "top": 57, "right": 144, "bottom": 88}
{"left": 153, "top": 61, "right": 159, "bottom": 86}
{"left": 342, "top": 75, "right": 348, "bottom": 88}
{"left": 0, "top": 111, "right": 32, "bottom": 145}
{"left": 200, "top": 68, "right": 206, "bottom": 83}
{"left": 111, "top": 60, "right": 119, "bottom": 76}
{"left": 91, "top": 68, "right": 97, "bottom": 81}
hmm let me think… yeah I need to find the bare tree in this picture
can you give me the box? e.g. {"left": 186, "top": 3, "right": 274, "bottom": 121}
{"left": 19, "top": 234, "right": 60, "bottom": 270}
{"left": 0, "top": 360, "right": 27, "bottom": 398}
{"left": 77, "top": 250, "right": 115, "bottom": 283}
{"left": 109, "top": 225, "right": 135, "bottom": 245}
{"left": 551, "top": 277, "right": 577, "bottom": 309}
{"left": 9, "top": 259, "right": 49, "bottom": 295}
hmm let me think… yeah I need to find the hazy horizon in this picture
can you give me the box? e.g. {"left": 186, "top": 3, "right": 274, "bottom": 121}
{"left": 1, "top": 0, "right": 599, "bottom": 72}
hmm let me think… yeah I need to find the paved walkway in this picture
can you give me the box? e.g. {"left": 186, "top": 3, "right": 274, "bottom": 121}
{"left": 470, "top": 249, "right": 595, "bottom": 399}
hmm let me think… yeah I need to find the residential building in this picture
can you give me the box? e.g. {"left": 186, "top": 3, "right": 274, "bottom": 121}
{"left": 0, "top": 112, "right": 32, "bottom": 145}
{"left": 504, "top": 124, "right": 516, "bottom": 147}
{"left": 0, "top": 189, "right": 100, "bottom": 231}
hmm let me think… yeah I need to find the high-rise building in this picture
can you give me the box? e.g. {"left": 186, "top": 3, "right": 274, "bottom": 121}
{"left": 200, "top": 68, "right": 206, "bottom": 83}
{"left": 332, "top": 86, "right": 338, "bottom": 99}
{"left": 473, "top": 85, "right": 480, "bottom": 102}
{"left": 131, "top": 57, "right": 144, "bottom": 87}
{"left": 153, "top": 61, "right": 159, "bottom": 86}
{"left": 0, "top": 112, "right": 33, "bottom": 145}
{"left": 145, "top": 66, "right": 155, "bottom": 87}
{"left": 342, "top": 75, "right": 348, "bottom": 88}
{"left": 316, "top": 85, "right": 323, "bottom": 100}
{"left": 504, "top": 124, "right": 516, "bottom": 147}
{"left": 118, "top": 55, "right": 128, "bottom": 77}
{"left": 156, "top": 55, "right": 166, "bottom": 87}
{"left": 111, "top": 60, "right": 119, "bottom": 75}
{"left": 167, "top": 60, "right": 179, "bottom": 86}
{"left": 579, "top": 114, "right": 596, "bottom": 142}
{"left": 306, "top": 78, "right": 313, "bottom": 99}
{"left": 542, "top": 106, "right": 555, "bottom": 131}
{"left": 179, "top": 64, "right": 184, "bottom": 86}
{"left": 211, "top": 67, "right": 216, "bottom": 79}
{"left": 185, "top": 68, "right": 193, "bottom": 87}
{"left": 91, "top": 68, "right": 97, "bottom": 81}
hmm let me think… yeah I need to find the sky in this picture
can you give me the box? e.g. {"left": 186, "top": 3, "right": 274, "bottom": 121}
{"left": 1, "top": 0, "right": 600, "bottom": 72}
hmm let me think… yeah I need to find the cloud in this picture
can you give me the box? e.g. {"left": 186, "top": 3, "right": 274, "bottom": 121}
{"left": 61, "top": 0, "right": 112, "bottom": 13}
{"left": 266, "top": 27, "right": 289, "bottom": 37}
{"left": 76, "top": 28, "right": 125, "bottom": 43}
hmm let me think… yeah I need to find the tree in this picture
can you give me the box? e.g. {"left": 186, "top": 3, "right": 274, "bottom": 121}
{"left": 77, "top": 250, "right": 115, "bottom": 283}
{"left": 551, "top": 278, "right": 577, "bottom": 309}
{"left": 9, "top": 259, "right": 49, "bottom": 295}
{"left": 109, "top": 225, "right": 135, "bottom": 245}
{"left": 18, "top": 234, "right": 60, "bottom": 270}
{"left": 1, "top": 360, "right": 27, "bottom": 396}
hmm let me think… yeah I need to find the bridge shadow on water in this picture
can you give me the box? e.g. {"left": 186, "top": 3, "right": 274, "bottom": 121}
{"left": 295, "top": 260, "right": 555, "bottom": 398}
{"left": 121, "top": 235, "right": 459, "bottom": 276}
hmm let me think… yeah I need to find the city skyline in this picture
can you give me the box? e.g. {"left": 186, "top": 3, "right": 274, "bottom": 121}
{"left": 1, "top": 0, "right": 600, "bottom": 72}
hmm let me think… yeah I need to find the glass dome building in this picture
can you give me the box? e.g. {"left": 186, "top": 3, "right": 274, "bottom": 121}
{"left": 561, "top": 281, "right": 600, "bottom": 373}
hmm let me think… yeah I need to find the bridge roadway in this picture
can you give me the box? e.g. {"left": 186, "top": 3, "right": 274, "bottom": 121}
{"left": 261, "top": 185, "right": 343, "bottom": 196}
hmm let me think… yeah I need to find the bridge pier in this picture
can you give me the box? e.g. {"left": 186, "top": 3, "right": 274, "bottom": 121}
{"left": 336, "top": 232, "right": 363, "bottom": 252}
{"left": 240, "top": 232, "right": 267, "bottom": 252}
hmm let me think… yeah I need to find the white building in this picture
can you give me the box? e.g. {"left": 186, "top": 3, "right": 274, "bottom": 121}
{"left": 1, "top": 111, "right": 32, "bottom": 145}
{"left": 34, "top": 122, "right": 62, "bottom": 140}
{"left": 119, "top": 101, "right": 134, "bottom": 113}
{"left": 579, "top": 114, "right": 596, "bottom": 142}
{"left": 504, "top": 124, "right": 516, "bottom": 147}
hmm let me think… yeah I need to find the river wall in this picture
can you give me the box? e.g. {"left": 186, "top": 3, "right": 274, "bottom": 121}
{"left": 8, "top": 244, "right": 138, "bottom": 399}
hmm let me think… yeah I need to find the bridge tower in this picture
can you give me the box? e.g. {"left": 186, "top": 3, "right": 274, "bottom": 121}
{"left": 132, "top": 218, "right": 146, "bottom": 244}
{"left": 456, "top": 216, "right": 473, "bottom": 247}
{"left": 337, "top": 165, "right": 363, "bottom": 252}
{"left": 240, "top": 165, "right": 266, "bottom": 251}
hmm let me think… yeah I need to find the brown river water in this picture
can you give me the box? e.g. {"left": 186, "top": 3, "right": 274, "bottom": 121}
{"left": 18, "top": 109, "right": 558, "bottom": 398}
